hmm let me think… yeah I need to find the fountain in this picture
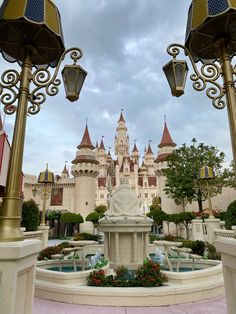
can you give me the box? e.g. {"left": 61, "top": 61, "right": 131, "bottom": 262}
{"left": 35, "top": 180, "right": 224, "bottom": 306}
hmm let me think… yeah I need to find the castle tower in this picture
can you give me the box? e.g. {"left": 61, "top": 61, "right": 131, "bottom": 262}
{"left": 115, "top": 111, "right": 129, "bottom": 165}
{"left": 97, "top": 137, "right": 107, "bottom": 177}
{"left": 145, "top": 142, "right": 155, "bottom": 175}
{"left": 131, "top": 141, "right": 140, "bottom": 164}
{"left": 61, "top": 163, "right": 69, "bottom": 179}
{"left": 71, "top": 124, "right": 99, "bottom": 233}
{"left": 155, "top": 119, "right": 177, "bottom": 214}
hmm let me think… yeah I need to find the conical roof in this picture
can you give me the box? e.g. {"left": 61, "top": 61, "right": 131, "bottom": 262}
{"left": 146, "top": 143, "right": 153, "bottom": 154}
{"left": 99, "top": 138, "right": 105, "bottom": 150}
{"left": 118, "top": 111, "right": 125, "bottom": 123}
{"left": 62, "top": 164, "right": 68, "bottom": 174}
{"left": 132, "top": 142, "right": 139, "bottom": 153}
{"left": 77, "top": 125, "right": 95, "bottom": 150}
{"left": 158, "top": 122, "right": 176, "bottom": 148}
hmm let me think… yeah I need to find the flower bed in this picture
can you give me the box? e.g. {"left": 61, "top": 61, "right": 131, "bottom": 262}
{"left": 87, "top": 259, "right": 167, "bottom": 287}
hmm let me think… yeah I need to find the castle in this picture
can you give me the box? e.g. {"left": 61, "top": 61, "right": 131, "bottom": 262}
{"left": 23, "top": 111, "right": 236, "bottom": 233}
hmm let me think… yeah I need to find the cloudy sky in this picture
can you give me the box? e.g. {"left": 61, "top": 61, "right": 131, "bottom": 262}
{"left": 1, "top": 0, "right": 233, "bottom": 175}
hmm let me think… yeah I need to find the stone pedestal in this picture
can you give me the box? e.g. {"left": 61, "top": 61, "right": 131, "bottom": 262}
{"left": 100, "top": 180, "right": 153, "bottom": 270}
{"left": 205, "top": 218, "right": 220, "bottom": 243}
{"left": 100, "top": 216, "right": 152, "bottom": 269}
{"left": 215, "top": 238, "right": 236, "bottom": 314}
{"left": 0, "top": 239, "right": 41, "bottom": 314}
{"left": 38, "top": 225, "right": 50, "bottom": 249}
{"left": 191, "top": 219, "right": 205, "bottom": 241}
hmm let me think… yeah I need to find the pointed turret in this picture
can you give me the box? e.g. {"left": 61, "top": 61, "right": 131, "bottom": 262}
{"left": 131, "top": 141, "right": 139, "bottom": 164}
{"left": 146, "top": 143, "right": 153, "bottom": 155}
{"left": 77, "top": 125, "right": 95, "bottom": 150}
{"left": 72, "top": 124, "right": 98, "bottom": 165}
{"left": 61, "top": 163, "right": 69, "bottom": 179}
{"left": 118, "top": 111, "right": 125, "bottom": 123}
{"left": 115, "top": 111, "right": 129, "bottom": 164}
{"left": 158, "top": 122, "right": 176, "bottom": 148}
{"left": 99, "top": 138, "right": 106, "bottom": 150}
{"left": 155, "top": 120, "right": 176, "bottom": 164}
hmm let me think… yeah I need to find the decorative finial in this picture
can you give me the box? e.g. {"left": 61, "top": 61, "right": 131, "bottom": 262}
{"left": 164, "top": 114, "right": 166, "bottom": 123}
{"left": 86, "top": 116, "right": 88, "bottom": 126}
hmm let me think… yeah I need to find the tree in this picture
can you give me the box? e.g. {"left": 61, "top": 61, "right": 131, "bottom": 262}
{"left": 94, "top": 205, "right": 107, "bottom": 216}
{"left": 163, "top": 139, "right": 225, "bottom": 211}
{"left": 146, "top": 204, "right": 168, "bottom": 234}
{"left": 86, "top": 211, "right": 100, "bottom": 234}
{"left": 225, "top": 200, "right": 236, "bottom": 230}
{"left": 169, "top": 213, "right": 181, "bottom": 236}
{"left": 21, "top": 199, "right": 39, "bottom": 231}
{"left": 179, "top": 212, "right": 195, "bottom": 240}
{"left": 60, "top": 212, "right": 84, "bottom": 236}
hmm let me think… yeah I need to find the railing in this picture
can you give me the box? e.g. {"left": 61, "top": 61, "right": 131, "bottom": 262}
{"left": 214, "top": 229, "right": 236, "bottom": 239}
{"left": 24, "top": 230, "right": 43, "bottom": 242}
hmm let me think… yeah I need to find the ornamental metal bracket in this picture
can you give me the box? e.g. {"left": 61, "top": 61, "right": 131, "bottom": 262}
{"left": 167, "top": 43, "right": 226, "bottom": 110}
{"left": 0, "top": 47, "right": 83, "bottom": 116}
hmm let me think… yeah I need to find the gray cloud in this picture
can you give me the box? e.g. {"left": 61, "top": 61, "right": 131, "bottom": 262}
{"left": 0, "top": 0, "right": 232, "bottom": 175}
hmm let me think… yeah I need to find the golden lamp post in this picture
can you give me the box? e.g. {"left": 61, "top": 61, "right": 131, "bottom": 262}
{"left": 198, "top": 165, "right": 215, "bottom": 219}
{"left": 163, "top": 0, "right": 236, "bottom": 174}
{"left": 32, "top": 165, "right": 54, "bottom": 226}
{"left": 0, "top": 0, "right": 87, "bottom": 242}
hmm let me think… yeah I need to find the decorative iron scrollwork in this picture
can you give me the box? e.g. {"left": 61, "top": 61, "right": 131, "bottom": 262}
{"left": 167, "top": 43, "right": 226, "bottom": 110}
{"left": 0, "top": 47, "right": 83, "bottom": 115}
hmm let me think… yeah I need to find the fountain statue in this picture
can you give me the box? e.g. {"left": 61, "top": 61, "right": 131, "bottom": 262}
{"left": 99, "top": 178, "right": 153, "bottom": 269}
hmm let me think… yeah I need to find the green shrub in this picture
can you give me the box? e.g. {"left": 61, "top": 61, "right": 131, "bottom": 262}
{"left": 21, "top": 199, "right": 39, "bottom": 231}
{"left": 37, "top": 242, "right": 70, "bottom": 260}
{"left": 205, "top": 243, "right": 221, "bottom": 260}
{"left": 149, "top": 233, "right": 161, "bottom": 243}
{"left": 73, "top": 232, "right": 101, "bottom": 242}
{"left": 225, "top": 200, "right": 236, "bottom": 229}
{"left": 60, "top": 212, "right": 84, "bottom": 224}
{"left": 181, "top": 240, "right": 205, "bottom": 256}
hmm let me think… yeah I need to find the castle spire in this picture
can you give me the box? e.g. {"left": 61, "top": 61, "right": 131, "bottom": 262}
{"left": 118, "top": 109, "right": 125, "bottom": 123}
{"left": 132, "top": 141, "right": 139, "bottom": 153}
{"left": 158, "top": 120, "right": 176, "bottom": 148}
{"left": 146, "top": 141, "right": 153, "bottom": 154}
{"left": 78, "top": 124, "right": 95, "bottom": 150}
{"left": 99, "top": 136, "right": 105, "bottom": 150}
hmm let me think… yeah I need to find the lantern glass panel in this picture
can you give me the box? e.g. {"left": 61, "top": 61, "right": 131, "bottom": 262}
{"left": 62, "top": 65, "right": 87, "bottom": 102}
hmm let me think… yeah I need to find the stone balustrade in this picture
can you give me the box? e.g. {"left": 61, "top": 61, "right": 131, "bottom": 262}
{"left": 214, "top": 228, "right": 236, "bottom": 239}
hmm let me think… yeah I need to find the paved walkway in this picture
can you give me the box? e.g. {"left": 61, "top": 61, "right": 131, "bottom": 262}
{"left": 33, "top": 296, "right": 227, "bottom": 314}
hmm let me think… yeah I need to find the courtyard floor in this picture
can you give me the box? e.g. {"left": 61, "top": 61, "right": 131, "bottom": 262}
{"left": 33, "top": 296, "right": 227, "bottom": 314}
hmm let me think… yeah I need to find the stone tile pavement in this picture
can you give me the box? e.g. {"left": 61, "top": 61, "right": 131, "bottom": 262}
{"left": 33, "top": 296, "right": 227, "bottom": 314}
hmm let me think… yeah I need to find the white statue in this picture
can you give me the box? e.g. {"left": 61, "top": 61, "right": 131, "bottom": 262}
{"left": 106, "top": 178, "right": 143, "bottom": 217}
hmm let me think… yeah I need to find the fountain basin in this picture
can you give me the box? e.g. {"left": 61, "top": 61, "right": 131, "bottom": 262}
{"left": 35, "top": 259, "right": 224, "bottom": 306}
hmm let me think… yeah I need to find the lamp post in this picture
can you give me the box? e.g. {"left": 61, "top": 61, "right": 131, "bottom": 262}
{"left": 32, "top": 165, "right": 54, "bottom": 226}
{"left": 163, "top": 0, "right": 236, "bottom": 175}
{"left": 0, "top": 0, "right": 87, "bottom": 242}
{"left": 198, "top": 165, "right": 216, "bottom": 218}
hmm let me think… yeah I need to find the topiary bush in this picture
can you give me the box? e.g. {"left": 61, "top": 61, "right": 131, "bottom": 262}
{"left": 21, "top": 199, "right": 39, "bottom": 231}
{"left": 73, "top": 232, "right": 101, "bottom": 242}
{"left": 225, "top": 200, "right": 236, "bottom": 230}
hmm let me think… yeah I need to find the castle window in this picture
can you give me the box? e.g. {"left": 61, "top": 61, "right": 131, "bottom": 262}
{"left": 145, "top": 193, "right": 148, "bottom": 198}
{"left": 100, "top": 194, "right": 104, "bottom": 199}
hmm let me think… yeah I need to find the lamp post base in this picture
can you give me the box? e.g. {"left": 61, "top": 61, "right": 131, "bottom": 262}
{"left": 0, "top": 239, "right": 41, "bottom": 314}
{"left": 0, "top": 219, "right": 24, "bottom": 242}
